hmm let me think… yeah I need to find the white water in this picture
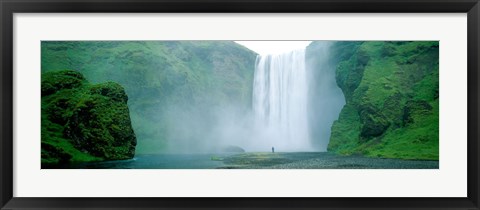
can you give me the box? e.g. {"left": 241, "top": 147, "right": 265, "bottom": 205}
{"left": 252, "top": 49, "right": 312, "bottom": 151}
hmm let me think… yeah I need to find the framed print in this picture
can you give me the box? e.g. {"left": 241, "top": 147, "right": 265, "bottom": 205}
{"left": 1, "top": 0, "right": 479, "bottom": 209}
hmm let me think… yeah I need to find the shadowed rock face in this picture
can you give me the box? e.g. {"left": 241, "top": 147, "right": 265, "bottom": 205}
{"left": 359, "top": 104, "right": 391, "bottom": 140}
{"left": 42, "top": 70, "right": 136, "bottom": 166}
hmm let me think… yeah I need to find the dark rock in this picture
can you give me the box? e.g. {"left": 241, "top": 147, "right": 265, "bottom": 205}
{"left": 45, "top": 93, "right": 75, "bottom": 125}
{"left": 41, "top": 142, "right": 72, "bottom": 164}
{"left": 335, "top": 48, "right": 370, "bottom": 102}
{"left": 402, "top": 100, "right": 433, "bottom": 125}
{"left": 89, "top": 82, "right": 128, "bottom": 103}
{"left": 359, "top": 104, "right": 390, "bottom": 140}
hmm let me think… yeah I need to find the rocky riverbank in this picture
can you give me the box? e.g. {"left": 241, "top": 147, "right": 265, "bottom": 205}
{"left": 219, "top": 152, "right": 439, "bottom": 169}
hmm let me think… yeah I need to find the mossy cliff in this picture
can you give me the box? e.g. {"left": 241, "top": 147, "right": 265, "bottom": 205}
{"left": 42, "top": 70, "right": 136, "bottom": 166}
{"left": 42, "top": 41, "right": 257, "bottom": 154}
{"left": 326, "top": 41, "right": 439, "bottom": 160}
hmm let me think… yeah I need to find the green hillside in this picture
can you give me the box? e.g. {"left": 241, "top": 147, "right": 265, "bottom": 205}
{"left": 327, "top": 41, "right": 439, "bottom": 160}
{"left": 42, "top": 41, "right": 257, "bottom": 154}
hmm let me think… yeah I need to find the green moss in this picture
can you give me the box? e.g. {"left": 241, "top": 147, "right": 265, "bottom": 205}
{"left": 41, "top": 41, "right": 257, "bottom": 154}
{"left": 41, "top": 70, "right": 136, "bottom": 166}
{"left": 335, "top": 45, "right": 370, "bottom": 102}
{"left": 42, "top": 107, "right": 103, "bottom": 165}
{"left": 41, "top": 70, "right": 86, "bottom": 96}
{"left": 328, "top": 104, "right": 361, "bottom": 154}
{"left": 328, "top": 41, "right": 439, "bottom": 160}
{"left": 367, "top": 101, "right": 439, "bottom": 160}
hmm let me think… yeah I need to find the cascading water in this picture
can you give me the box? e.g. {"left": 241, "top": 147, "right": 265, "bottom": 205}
{"left": 252, "top": 49, "right": 312, "bottom": 151}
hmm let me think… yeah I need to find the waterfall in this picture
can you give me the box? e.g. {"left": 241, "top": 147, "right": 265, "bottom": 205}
{"left": 252, "top": 49, "right": 312, "bottom": 151}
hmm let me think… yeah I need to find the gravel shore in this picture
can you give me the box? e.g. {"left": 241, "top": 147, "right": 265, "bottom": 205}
{"left": 219, "top": 152, "right": 439, "bottom": 169}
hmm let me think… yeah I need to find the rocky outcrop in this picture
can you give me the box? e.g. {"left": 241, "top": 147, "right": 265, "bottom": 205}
{"left": 327, "top": 41, "right": 439, "bottom": 160}
{"left": 41, "top": 70, "right": 136, "bottom": 166}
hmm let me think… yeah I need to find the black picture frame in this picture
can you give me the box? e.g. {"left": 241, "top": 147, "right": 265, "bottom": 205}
{"left": 1, "top": 0, "right": 479, "bottom": 209}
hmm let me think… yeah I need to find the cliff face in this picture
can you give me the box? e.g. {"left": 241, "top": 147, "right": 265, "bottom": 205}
{"left": 41, "top": 41, "right": 257, "bottom": 154}
{"left": 42, "top": 70, "right": 136, "bottom": 166}
{"left": 327, "top": 41, "right": 439, "bottom": 160}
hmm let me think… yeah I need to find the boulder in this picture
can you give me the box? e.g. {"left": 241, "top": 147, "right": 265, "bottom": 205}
{"left": 41, "top": 70, "right": 137, "bottom": 165}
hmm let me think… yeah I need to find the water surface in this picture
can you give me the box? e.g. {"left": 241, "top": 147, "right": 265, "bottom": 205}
{"left": 56, "top": 152, "right": 439, "bottom": 169}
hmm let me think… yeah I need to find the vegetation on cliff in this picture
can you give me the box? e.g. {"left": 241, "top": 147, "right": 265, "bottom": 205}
{"left": 41, "top": 40, "right": 438, "bottom": 163}
{"left": 42, "top": 70, "right": 136, "bottom": 166}
{"left": 327, "top": 41, "right": 439, "bottom": 160}
{"left": 42, "top": 41, "right": 257, "bottom": 154}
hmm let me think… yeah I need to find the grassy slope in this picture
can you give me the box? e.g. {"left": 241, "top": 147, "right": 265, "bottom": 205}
{"left": 328, "top": 41, "right": 439, "bottom": 160}
{"left": 42, "top": 41, "right": 257, "bottom": 154}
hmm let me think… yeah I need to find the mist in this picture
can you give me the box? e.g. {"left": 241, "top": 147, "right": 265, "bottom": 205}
{"left": 41, "top": 40, "right": 440, "bottom": 168}
{"left": 152, "top": 41, "right": 345, "bottom": 154}
{"left": 306, "top": 41, "right": 346, "bottom": 151}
